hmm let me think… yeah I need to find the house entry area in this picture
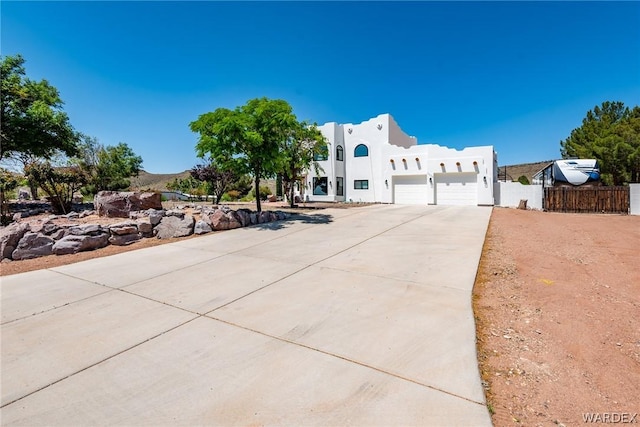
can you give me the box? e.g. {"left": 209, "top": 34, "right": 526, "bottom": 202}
{"left": 434, "top": 172, "right": 477, "bottom": 206}
{"left": 393, "top": 175, "right": 429, "bottom": 205}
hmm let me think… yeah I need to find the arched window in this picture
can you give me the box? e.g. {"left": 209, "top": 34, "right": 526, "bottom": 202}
{"left": 354, "top": 144, "right": 369, "bottom": 157}
{"left": 336, "top": 145, "right": 344, "bottom": 161}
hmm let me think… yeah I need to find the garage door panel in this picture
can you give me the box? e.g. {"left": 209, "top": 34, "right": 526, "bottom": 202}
{"left": 435, "top": 173, "right": 477, "bottom": 206}
{"left": 393, "top": 175, "right": 428, "bottom": 205}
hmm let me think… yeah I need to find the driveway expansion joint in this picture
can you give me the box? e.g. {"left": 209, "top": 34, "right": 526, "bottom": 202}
{"left": 207, "top": 314, "right": 487, "bottom": 407}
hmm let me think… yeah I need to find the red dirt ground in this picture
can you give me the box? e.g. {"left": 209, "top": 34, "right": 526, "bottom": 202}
{"left": 474, "top": 208, "right": 640, "bottom": 426}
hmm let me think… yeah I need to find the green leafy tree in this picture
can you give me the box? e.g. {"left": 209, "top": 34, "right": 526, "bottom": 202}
{"left": 561, "top": 101, "right": 640, "bottom": 185}
{"left": 25, "top": 161, "right": 87, "bottom": 214}
{"left": 1, "top": 54, "right": 79, "bottom": 161}
{"left": 517, "top": 175, "right": 530, "bottom": 185}
{"left": 190, "top": 97, "right": 298, "bottom": 212}
{"left": 94, "top": 142, "right": 143, "bottom": 191}
{"left": 75, "top": 136, "right": 143, "bottom": 194}
{"left": 0, "top": 168, "right": 19, "bottom": 224}
{"left": 227, "top": 174, "right": 253, "bottom": 198}
{"left": 279, "top": 121, "right": 327, "bottom": 207}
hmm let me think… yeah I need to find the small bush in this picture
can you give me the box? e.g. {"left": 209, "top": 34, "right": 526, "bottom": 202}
{"left": 517, "top": 175, "right": 530, "bottom": 185}
{"left": 250, "top": 185, "right": 272, "bottom": 200}
{"left": 221, "top": 190, "right": 241, "bottom": 202}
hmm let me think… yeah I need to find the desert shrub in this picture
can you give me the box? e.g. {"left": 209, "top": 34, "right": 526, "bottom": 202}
{"left": 250, "top": 185, "right": 272, "bottom": 200}
{"left": 221, "top": 190, "right": 241, "bottom": 202}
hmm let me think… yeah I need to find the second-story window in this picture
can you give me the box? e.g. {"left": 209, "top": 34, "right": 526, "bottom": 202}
{"left": 354, "top": 144, "right": 369, "bottom": 157}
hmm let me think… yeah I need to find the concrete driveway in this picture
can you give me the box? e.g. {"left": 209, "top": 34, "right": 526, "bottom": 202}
{"left": 1, "top": 204, "right": 492, "bottom": 426}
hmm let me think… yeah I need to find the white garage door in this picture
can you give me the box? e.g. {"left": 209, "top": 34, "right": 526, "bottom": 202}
{"left": 393, "top": 175, "right": 429, "bottom": 205}
{"left": 435, "top": 173, "right": 478, "bottom": 206}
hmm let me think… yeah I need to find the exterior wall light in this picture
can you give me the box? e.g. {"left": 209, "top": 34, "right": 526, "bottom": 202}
{"left": 385, "top": 179, "right": 388, "bottom": 186}
{"left": 377, "top": 123, "right": 383, "bottom": 130}
{"left": 483, "top": 176, "right": 487, "bottom": 183}
{"left": 429, "top": 177, "right": 433, "bottom": 184}
{"left": 347, "top": 128, "right": 353, "bottom": 134}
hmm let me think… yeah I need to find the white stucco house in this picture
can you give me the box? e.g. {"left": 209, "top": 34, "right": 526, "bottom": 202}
{"left": 303, "top": 114, "right": 498, "bottom": 206}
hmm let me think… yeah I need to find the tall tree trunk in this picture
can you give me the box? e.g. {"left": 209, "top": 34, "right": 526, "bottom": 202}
{"left": 254, "top": 175, "right": 261, "bottom": 212}
{"left": 0, "top": 188, "right": 7, "bottom": 224}
{"left": 289, "top": 181, "right": 295, "bottom": 208}
{"left": 276, "top": 174, "right": 283, "bottom": 198}
{"left": 28, "top": 179, "right": 38, "bottom": 200}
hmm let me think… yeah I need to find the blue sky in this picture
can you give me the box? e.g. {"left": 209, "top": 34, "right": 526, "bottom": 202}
{"left": 2, "top": 1, "right": 639, "bottom": 173}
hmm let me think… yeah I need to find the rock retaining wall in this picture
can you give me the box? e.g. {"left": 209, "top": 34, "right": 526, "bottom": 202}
{"left": 0, "top": 205, "right": 289, "bottom": 262}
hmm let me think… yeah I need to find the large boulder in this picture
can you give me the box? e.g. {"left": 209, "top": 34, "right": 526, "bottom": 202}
{"left": 194, "top": 220, "right": 212, "bottom": 235}
{"left": 136, "top": 218, "right": 154, "bottom": 237}
{"left": 52, "top": 234, "right": 109, "bottom": 255}
{"left": 12, "top": 233, "right": 55, "bottom": 260}
{"left": 108, "top": 221, "right": 141, "bottom": 245}
{"left": 50, "top": 229, "right": 66, "bottom": 240}
{"left": 235, "top": 209, "right": 252, "bottom": 227}
{"left": 108, "top": 233, "right": 142, "bottom": 246}
{"left": 18, "top": 188, "right": 30, "bottom": 200}
{"left": 94, "top": 191, "right": 162, "bottom": 218}
{"left": 165, "top": 209, "right": 185, "bottom": 219}
{"left": 67, "top": 224, "right": 107, "bottom": 236}
{"left": 147, "top": 209, "right": 165, "bottom": 226}
{"left": 41, "top": 221, "right": 59, "bottom": 235}
{"left": 109, "top": 221, "right": 139, "bottom": 236}
{"left": 0, "top": 222, "right": 31, "bottom": 260}
{"left": 208, "top": 209, "right": 241, "bottom": 231}
{"left": 258, "top": 211, "right": 272, "bottom": 224}
{"left": 155, "top": 215, "right": 195, "bottom": 239}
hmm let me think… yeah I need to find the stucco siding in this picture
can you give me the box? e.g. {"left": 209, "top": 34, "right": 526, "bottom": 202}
{"left": 306, "top": 114, "right": 496, "bottom": 206}
{"left": 494, "top": 182, "right": 543, "bottom": 210}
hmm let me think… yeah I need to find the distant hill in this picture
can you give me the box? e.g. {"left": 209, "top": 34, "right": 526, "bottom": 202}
{"left": 129, "top": 170, "right": 191, "bottom": 191}
{"left": 130, "top": 161, "right": 553, "bottom": 193}
{"left": 128, "top": 170, "right": 277, "bottom": 194}
{"left": 498, "top": 160, "right": 554, "bottom": 183}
